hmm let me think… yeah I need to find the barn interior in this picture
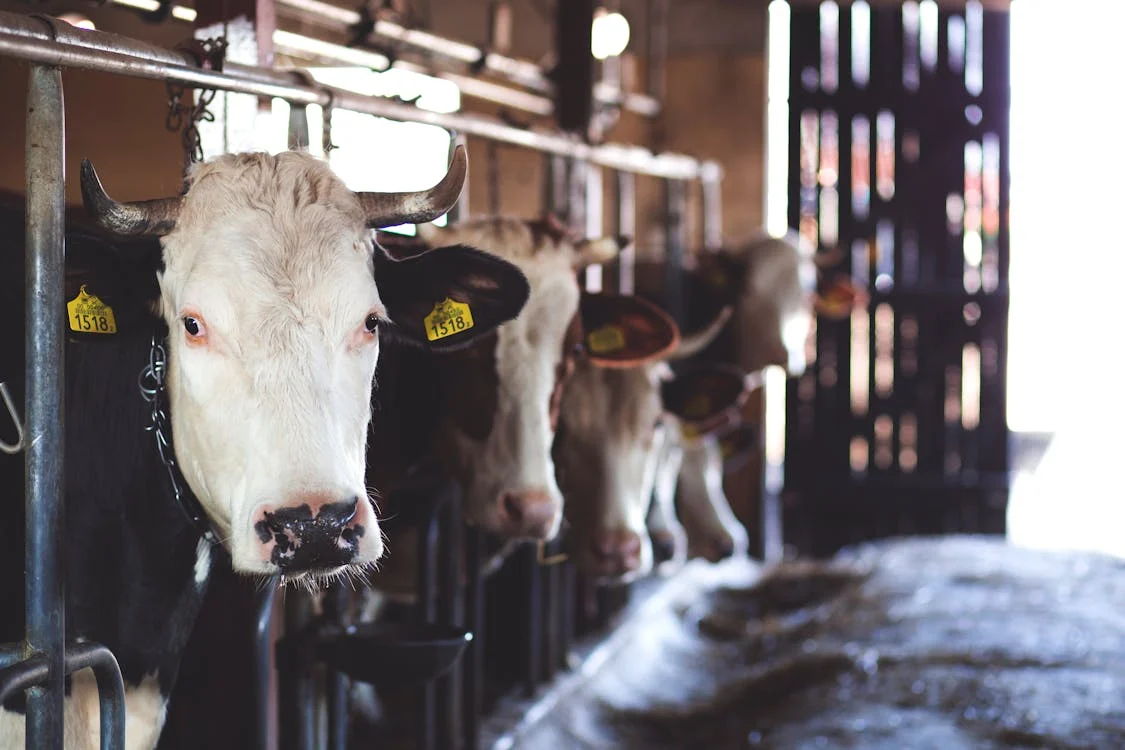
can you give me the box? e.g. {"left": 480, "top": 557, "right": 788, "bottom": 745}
{"left": 1, "top": 0, "right": 1123, "bottom": 749}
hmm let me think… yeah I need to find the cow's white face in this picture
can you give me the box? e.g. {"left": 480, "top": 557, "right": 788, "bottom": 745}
{"left": 421, "top": 218, "right": 622, "bottom": 540}
{"left": 556, "top": 361, "right": 670, "bottom": 582}
{"left": 159, "top": 153, "right": 384, "bottom": 576}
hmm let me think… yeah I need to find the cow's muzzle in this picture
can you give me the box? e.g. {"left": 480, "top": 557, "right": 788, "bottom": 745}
{"left": 254, "top": 496, "right": 367, "bottom": 572}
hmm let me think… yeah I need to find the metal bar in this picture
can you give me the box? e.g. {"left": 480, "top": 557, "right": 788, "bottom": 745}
{"left": 272, "top": 0, "right": 660, "bottom": 117}
{"left": 0, "top": 643, "right": 125, "bottom": 750}
{"left": 278, "top": 591, "right": 315, "bottom": 750}
{"left": 24, "top": 61, "right": 66, "bottom": 750}
{"left": 417, "top": 497, "right": 442, "bottom": 750}
{"left": 615, "top": 171, "right": 636, "bottom": 294}
{"left": 663, "top": 178, "right": 687, "bottom": 325}
{"left": 435, "top": 490, "right": 461, "bottom": 750}
{"left": 253, "top": 579, "right": 279, "bottom": 750}
{"left": 0, "top": 654, "right": 46, "bottom": 708}
{"left": 583, "top": 164, "right": 604, "bottom": 292}
{"left": 523, "top": 545, "right": 542, "bottom": 696}
{"left": 272, "top": 30, "right": 556, "bottom": 117}
{"left": 66, "top": 642, "right": 127, "bottom": 750}
{"left": 461, "top": 528, "right": 484, "bottom": 750}
{"left": 701, "top": 166, "right": 724, "bottom": 250}
{"left": 0, "top": 14, "right": 714, "bottom": 180}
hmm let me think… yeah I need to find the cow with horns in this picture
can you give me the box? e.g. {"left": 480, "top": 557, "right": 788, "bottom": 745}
{"left": 0, "top": 145, "right": 532, "bottom": 749}
{"left": 360, "top": 216, "right": 676, "bottom": 598}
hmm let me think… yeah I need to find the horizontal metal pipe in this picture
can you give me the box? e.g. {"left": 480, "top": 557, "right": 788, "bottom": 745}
{"left": 0, "top": 12, "right": 719, "bottom": 180}
{"left": 272, "top": 31, "right": 555, "bottom": 116}
{"left": 274, "top": 0, "right": 661, "bottom": 117}
{"left": 0, "top": 654, "right": 48, "bottom": 707}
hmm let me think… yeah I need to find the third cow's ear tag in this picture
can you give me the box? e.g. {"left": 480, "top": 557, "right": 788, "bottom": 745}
{"left": 424, "top": 298, "right": 475, "bottom": 342}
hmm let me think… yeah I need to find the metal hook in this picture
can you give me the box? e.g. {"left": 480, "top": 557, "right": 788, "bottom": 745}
{"left": 0, "top": 382, "right": 24, "bottom": 455}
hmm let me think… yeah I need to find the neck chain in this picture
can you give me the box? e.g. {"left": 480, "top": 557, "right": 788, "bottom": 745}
{"left": 138, "top": 335, "right": 218, "bottom": 546}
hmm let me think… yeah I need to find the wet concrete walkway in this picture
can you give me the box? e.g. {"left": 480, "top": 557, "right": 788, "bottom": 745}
{"left": 497, "top": 537, "right": 1125, "bottom": 749}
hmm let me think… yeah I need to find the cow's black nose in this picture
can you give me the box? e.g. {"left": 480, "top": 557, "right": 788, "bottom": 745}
{"left": 255, "top": 497, "right": 364, "bottom": 571}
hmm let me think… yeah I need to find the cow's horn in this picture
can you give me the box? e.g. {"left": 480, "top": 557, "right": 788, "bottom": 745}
{"left": 357, "top": 144, "right": 468, "bottom": 229}
{"left": 80, "top": 159, "right": 183, "bottom": 237}
{"left": 666, "top": 306, "right": 733, "bottom": 361}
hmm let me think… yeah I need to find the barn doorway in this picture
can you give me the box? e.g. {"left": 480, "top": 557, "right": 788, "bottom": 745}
{"left": 1005, "top": 0, "right": 1125, "bottom": 558}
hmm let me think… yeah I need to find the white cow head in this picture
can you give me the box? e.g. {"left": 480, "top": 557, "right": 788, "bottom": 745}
{"left": 554, "top": 305, "right": 739, "bottom": 583}
{"left": 412, "top": 216, "right": 653, "bottom": 541}
{"left": 81, "top": 146, "right": 529, "bottom": 581}
{"left": 693, "top": 231, "right": 863, "bottom": 376}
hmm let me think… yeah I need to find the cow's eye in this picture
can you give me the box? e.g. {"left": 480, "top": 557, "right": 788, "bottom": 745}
{"left": 364, "top": 314, "right": 380, "bottom": 335}
{"left": 183, "top": 316, "right": 203, "bottom": 337}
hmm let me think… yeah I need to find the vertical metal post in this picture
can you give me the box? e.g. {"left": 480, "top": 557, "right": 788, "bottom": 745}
{"left": 522, "top": 544, "right": 542, "bottom": 696}
{"left": 461, "top": 528, "right": 484, "bottom": 750}
{"left": 663, "top": 178, "right": 687, "bottom": 325}
{"left": 582, "top": 163, "right": 604, "bottom": 292}
{"left": 701, "top": 166, "right": 724, "bottom": 251}
{"left": 615, "top": 171, "right": 636, "bottom": 294}
{"left": 24, "top": 63, "right": 66, "bottom": 750}
{"left": 435, "top": 489, "right": 461, "bottom": 750}
{"left": 253, "top": 580, "right": 279, "bottom": 750}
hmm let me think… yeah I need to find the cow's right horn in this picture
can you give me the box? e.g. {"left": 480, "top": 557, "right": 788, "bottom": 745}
{"left": 80, "top": 160, "right": 183, "bottom": 237}
{"left": 357, "top": 144, "right": 468, "bottom": 229}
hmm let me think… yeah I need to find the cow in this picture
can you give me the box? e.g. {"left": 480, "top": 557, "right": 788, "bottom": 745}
{"left": 360, "top": 216, "right": 681, "bottom": 601}
{"left": 689, "top": 230, "right": 864, "bottom": 375}
{"left": 0, "top": 145, "right": 532, "bottom": 750}
{"left": 552, "top": 308, "right": 752, "bottom": 583}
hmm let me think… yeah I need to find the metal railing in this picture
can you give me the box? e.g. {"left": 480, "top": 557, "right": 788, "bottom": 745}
{"left": 0, "top": 10, "right": 724, "bottom": 749}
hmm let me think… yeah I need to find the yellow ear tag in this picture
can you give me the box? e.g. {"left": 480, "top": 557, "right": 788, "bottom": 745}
{"left": 424, "top": 298, "right": 475, "bottom": 342}
{"left": 67, "top": 285, "right": 117, "bottom": 335}
{"left": 587, "top": 324, "right": 626, "bottom": 354}
{"left": 680, "top": 422, "right": 700, "bottom": 441}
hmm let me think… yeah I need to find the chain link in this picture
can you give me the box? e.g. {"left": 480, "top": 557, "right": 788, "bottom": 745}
{"left": 138, "top": 336, "right": 217, "bottom": 544}
{"left": 166, "top": 37, "right": 227, "bottom": 180}
{"left": 322, "top": 94, "right": 338, "bottom": 156}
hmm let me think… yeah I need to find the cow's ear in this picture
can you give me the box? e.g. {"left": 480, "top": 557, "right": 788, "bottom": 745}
{"left": 64, "top": 230, "right": 162, "bottom": 341}
{"left": 374, "top": 242, "right": 530, "bottom": 352}
{"left": 662, "top": 364, "right": 750, "bottom": 437}
{"left": 814, "top": 274, "right": 866, "bottom": 320}
{"left": 717, "top": 423, "right": 759, "bottom": 472}
{"left": 579, "top": 292, "right": 679, "bottom": 368}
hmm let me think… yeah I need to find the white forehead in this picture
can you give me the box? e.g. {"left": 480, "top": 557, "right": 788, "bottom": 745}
{"left": 563, "top": 362, "right": 666, "bottom": 438}
{"left": 159, "top": 152, "right": 380, "bottom": 330}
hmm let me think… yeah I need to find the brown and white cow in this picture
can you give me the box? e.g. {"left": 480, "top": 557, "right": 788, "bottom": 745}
{"left": 359, "top": 216, "right": 686, "bottom": 610}
{"left": 690, "top": 230, "right": 864, "bottom": 375}
{"left": 1, "top": 145, "right": 533, "bottom": 749}
{"left": 553, "top": 308, "right": 746, "bottom": 582}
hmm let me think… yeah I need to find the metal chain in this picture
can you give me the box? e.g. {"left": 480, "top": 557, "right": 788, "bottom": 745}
{"left": 322, "top": 93, "right": 338, "bottom": 156}
{"left": 166, "top": 37, "right": 227, "bottom": 181}
{"left": 138, "top": 336, "right": 217, "bottom": 544}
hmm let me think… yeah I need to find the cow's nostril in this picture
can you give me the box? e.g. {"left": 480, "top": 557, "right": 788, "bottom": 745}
{"left": 502, "top": 493, "right": 523, "bottom": 523}
{"left": 317, "top": 498, "right": 359, "bottom": 529}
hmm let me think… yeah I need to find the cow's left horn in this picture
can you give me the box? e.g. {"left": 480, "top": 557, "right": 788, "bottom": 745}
{"left": 357, "top": 144, "right": 468, "bottom": 229}
{"left": 80, "top": 159, "right": 183, "bottom": 237}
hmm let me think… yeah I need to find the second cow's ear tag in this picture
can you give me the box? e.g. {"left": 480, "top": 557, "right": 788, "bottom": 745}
{"left": 587, "top": 324, "right": 626, "bottom": 354}
{"left": 67, "top": 284, "right": 117, "bottom": 335}
{"left": 424, "top": 298, "right": 475, "bottom": 342}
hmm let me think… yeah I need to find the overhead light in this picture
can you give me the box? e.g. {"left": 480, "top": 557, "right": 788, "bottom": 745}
{"left": 591, "top": 8, "right": 630, "bottom": 60}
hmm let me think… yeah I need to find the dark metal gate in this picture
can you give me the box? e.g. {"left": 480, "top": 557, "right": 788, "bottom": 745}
{"left": 783, "top": 0, "right": 1011, "bottom": 557}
